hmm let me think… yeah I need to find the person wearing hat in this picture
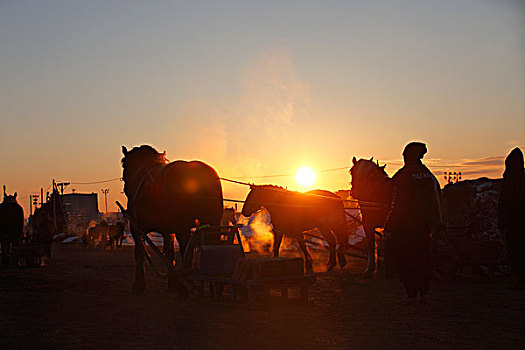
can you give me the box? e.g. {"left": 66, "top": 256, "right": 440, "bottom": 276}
{"left": 498, "top": 147, "right": 525, "bottom": 289}
{"left": 384, "top": 142, "right": 442, "bottom": 301}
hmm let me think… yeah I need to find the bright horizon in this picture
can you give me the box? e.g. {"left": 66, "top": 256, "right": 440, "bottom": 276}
{"left": 1, "top": 1, "right": 524, "bottom": 217}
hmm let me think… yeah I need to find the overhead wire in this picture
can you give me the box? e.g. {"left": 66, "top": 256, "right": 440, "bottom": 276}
{"left": 69, "top": 177, "right": 122, "bottom": 185}
{"left": 13, "top": 158, "right": 492, "bottom": 208}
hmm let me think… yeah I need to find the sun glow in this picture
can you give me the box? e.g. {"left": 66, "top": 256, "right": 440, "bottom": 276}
{"left": 296, "top": 167, "right": 316, "bottom": 188}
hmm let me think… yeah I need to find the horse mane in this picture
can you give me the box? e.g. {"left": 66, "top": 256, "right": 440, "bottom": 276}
{"left": 350, "top": 158, "right": 393, "bottom": 205}
{"left": 122, "top": 145, "right": 168, "bottom": 167}
{"left": 351, "top": 159, "right": 389, "bottom": 179}
{"left": 257, "top": 184, "right": 286, "bottom": 191}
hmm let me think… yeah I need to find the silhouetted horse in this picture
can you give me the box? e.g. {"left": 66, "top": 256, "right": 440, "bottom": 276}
{"left": 350, "top": 157, "right": 393, "bottom": 275}
{"left": 242, "top": 185, "right": 349, "bottom": 272}
{"left": 85, "top": 221, "right": 110, "bottom": 250}
{"left": 109, "top": 221, "right": 126, "bottom": 249}
{"left": 0, "top": 186, "right": 24, "bottom": 267}
{"left": 30, "top": 189, "right": 66, "bottom": 263}
{"left": 121, "top": 145, "right": 223, "bottom": 294}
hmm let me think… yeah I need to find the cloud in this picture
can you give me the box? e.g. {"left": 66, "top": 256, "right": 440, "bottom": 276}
{"left": 460, "top": 156, "right": 504, "bottom": 167}
{"left": 171, "top": 48, "right": 310, "bottom": 175}
{"left": 505, "top": 140, "right": 523, "bottom": 146}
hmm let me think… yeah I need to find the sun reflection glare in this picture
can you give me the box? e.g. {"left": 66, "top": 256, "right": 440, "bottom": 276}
{"left": 296, "top": 167, "right": 316, "bottom": 187}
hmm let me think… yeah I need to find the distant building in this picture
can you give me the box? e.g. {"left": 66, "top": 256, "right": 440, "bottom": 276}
{"left": 62, "top": 193, "right": 100, "bottom": 234}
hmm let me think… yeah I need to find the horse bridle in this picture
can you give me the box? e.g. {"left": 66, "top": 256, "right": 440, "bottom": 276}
{"left": 125, "top": 163, "right": 164, "bottom": 212}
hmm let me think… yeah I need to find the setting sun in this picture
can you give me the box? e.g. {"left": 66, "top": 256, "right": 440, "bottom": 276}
{"left": 296, "top": 167, "right": 316, "bottom": 187}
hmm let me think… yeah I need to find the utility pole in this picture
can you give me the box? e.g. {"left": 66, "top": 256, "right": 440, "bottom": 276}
{"left": 30, "top": 194, "right": 39, "bottom": 215}
{"left": 101, "top": 189, "right": 110, "bottom": 213}
{"left": 55, "top": 181, "right": 70, "bottom": 195}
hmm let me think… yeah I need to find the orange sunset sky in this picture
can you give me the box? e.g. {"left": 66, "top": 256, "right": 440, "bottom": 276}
{"left": 1, "top": 1, "right": 523, "bottom": 216}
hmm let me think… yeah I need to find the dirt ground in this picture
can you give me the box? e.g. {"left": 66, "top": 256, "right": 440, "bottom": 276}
{"left": 1, "top": 243, "right": 524, "bottom": 350}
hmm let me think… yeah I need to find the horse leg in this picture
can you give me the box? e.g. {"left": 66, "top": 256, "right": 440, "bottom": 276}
{"left": 298, "top": 237, "right": 314, "bottom": 273}
{"left": 364, "top": 225, "right": 376, "bottom": 276}
{"left": 337, "top": 242, "right": 348, "bottom": 269}
{"left": 332, "top": 221, "right": 349, "bottom": 268}
{"left": 273, "top": 231, "right": 283, "bottom": 257}
{"left": 163, "top": 233, "right": 177, "bottom": 293}
{"left": 174, "top": 230, "right": 193, "bottom": 297}
{"left": 130, "top": 227, "right": 146, "bottom": 294}
{"left": 319, "top": 228, "right": 337, "bottom": 271}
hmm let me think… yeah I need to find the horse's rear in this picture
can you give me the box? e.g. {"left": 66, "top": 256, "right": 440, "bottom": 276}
{"left": 165, "top": 160, "right": 223, "bottom": 226}
{"left": 305, "top": 189, "right": 349, "bottom": 267}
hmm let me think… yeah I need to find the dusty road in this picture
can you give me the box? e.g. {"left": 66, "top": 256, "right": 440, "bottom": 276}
{"left": 1, "top": 244, "right": 524, "bottom": 349}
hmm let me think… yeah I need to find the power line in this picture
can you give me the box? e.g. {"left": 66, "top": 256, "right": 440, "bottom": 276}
{"left": 69, "top": 177, "right": 122, "bottom": 185}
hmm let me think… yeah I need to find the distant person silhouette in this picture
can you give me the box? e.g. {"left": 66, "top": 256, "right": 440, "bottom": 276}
{"left": 498, "top": 147, "right": 525, "bottom": 289}
{"left": 384, "top": 142, "right": 442, "bottom": 300}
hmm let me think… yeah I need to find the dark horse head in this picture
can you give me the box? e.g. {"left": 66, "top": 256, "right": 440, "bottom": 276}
{"left": 241, "top": 184, "right": 278, "bottom": 218}
{"left": 242, "top": 184, "right": 349, "bottom": 271}
{"left": 121, "top": 145, "right": 168, "bottom": 199}
{"left": 350, "top": 157, "right": 389, "bottom": 202}
{"left": 121, "top": 144, "right": 223, "bottom": 294}
{"left": 2, "top": 185, "right": 18, "bottom": 204}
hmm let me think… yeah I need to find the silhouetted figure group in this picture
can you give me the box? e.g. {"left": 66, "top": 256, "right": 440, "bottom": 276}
{"left": 498, "top": 147, "right": 525, "bottom": 289}
{"left": 383, "top": 143, "right": 524, "bottom": 299}
{"left": 384, "top": 142, "right": 442, "bottom": 301}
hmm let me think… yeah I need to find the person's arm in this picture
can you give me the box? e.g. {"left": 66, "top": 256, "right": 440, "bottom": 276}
{"left": 430, "top": 175, "right": 443, "bottom": 236}
{"left": 384, "top": 181, "right": 399, "bottom": 236}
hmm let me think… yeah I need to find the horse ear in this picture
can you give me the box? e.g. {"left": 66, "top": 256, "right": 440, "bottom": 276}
{"left": 370, "top": 157, "right": 373, "bottom": 161}
{"left": 3, "top": 185, "right": 5, "bottom": 196}
{"left": 381, "top": 165, "right": 386, "bottom": 169}
{"left": 14, "top": 192, "right": 17, "bottom": 198}
{"left": 376, "top": 160, "right": 379, "bottom": 166}
{"left": 122, "top": 146, "right": 128, "bottom": 155}
{"left": 352, "top": 157, "right": 357, "bottom": 165}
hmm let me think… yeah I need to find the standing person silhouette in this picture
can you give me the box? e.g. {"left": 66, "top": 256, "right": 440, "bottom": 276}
{"left": 498, "top": 147, "right": 525, "bottom": 289}
{"left": 384, "top": 142, "right": 442, "bottom": 301}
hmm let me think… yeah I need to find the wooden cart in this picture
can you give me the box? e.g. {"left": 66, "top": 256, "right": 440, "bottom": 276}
{"left": 187, "top": 225, "right": 316, "bottom": 302}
